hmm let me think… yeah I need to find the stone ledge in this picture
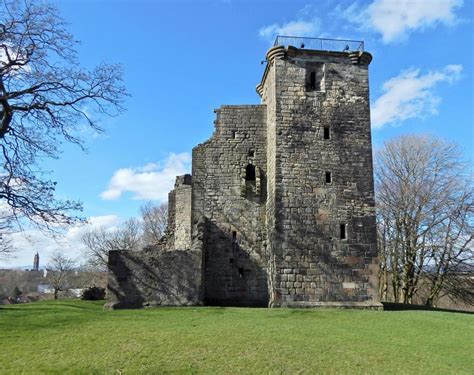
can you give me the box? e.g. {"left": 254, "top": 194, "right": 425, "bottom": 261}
{"left": 280, "top": 301, "right": 384, "bottom": 310}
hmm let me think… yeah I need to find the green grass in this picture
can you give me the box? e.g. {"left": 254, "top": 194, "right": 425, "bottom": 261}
{"left": 0, "top": 301, "right": 472, "bottom": 374}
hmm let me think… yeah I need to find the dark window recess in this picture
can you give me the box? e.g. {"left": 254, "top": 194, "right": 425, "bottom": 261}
{"left": 310, "top": 72, "right": 316, "bottom": 89}
{"left": 324, "top": 127, "right": 330, "bottom": 139}
{"left": 246, "top": 164, "right": 256, "bottom": 181}
{"left": 325, "top": 171, "right": 332, "bottom": 184}
{"left": 307, "top": 63, "right": 324, "bottom": 91}
{"left": 232, "top": 231, "right": 237, "bottom": 241}
{"left": 231, "top": 130, "right": 236, "bottom": 139}
{"left": 340, "top": 224, "right": 347, "bottom": 240}
{"left": 248, "top": 150, "right": 255, "bottom": 157}
{"left": 238, "top": 268, "right": 244, "bottom": 278}
{"left": 229, "top": 258, "right": 234, "bottom": 264}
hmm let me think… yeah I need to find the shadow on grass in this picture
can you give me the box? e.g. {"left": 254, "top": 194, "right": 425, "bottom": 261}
{"left": 382, "top": 302, "right": 474, "bottom": 315}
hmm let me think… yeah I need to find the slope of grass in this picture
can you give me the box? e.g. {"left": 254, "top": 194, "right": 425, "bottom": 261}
{"left": 0, "top": 300, "right": 472, "bottom": 374}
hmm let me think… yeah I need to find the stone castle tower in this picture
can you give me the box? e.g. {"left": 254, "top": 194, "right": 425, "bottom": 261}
{"left": 106, "top": 37, "right": 381, "bottom": 309}
{"left": 33, "top": 251, "right": 39, "bottom": 271}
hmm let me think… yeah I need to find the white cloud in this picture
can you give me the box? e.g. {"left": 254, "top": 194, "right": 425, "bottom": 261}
{"left": 2, "top": 215, "right": 120, "bottom": 268}
{"left": 259, "top": 5, "right": 322, "bottom": 43}
{"left": 259, "top": 19, "right": 320, "bottom": 42}
{"left": 100, "top": 152, "right": 191, "bottom": 201}
{"left": 0, "top": 43, "right": 31, "bottom": 74}
{"left": 371, "top": 64, "right": 463, "bottom": 129}
{"left": 342, "top": 0, "right": 463, "bottom": 43}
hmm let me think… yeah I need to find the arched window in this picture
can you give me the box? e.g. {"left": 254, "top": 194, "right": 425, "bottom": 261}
{"left": 245, "top": 164, "right": 256, "bottom": 181}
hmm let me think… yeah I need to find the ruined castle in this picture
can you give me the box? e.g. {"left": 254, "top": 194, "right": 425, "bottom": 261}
{"left": 106, "top": 37, "right": 381, "bottom": 309}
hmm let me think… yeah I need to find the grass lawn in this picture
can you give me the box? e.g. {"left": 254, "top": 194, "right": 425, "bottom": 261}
{"left": 0, "top": 300, "right": 472, "bottom": 374}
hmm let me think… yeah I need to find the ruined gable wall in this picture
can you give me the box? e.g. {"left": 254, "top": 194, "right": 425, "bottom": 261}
{"left": 192, "top": 105, "right": 269, "bottom": 306}
{"left": 159, "top": 175, "right": 192, "bottom": 251}
{"left": 262, "top": 48, "right": 380, "bottom": 307}
{"left": 173, "top": 175, "right": 192, "bottom": 250}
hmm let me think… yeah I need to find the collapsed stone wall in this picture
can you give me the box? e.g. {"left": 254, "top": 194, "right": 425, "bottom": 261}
{"left": 193, "top": 105, "right": 269, "bottom": 306}
{"left": 169, "top": 175, "right": 192, "bottom": 250}
{"left": 105, "top": 248, "right": 202, "bottom": 308}
{"left": 258, "top": 47, "right": 380, "bottom": 307}
{"left": 155, "top": 174, "right": 192, "bottom": 251}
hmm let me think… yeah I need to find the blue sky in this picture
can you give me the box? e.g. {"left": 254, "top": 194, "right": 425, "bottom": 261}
{"left": 5, "top": 0, "right": 473, "bottom": 267}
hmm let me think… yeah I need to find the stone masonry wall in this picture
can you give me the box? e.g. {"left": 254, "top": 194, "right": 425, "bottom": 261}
{"left": 260, "top": 57, "right": 279, "bottom": 306}
{"left": 173, "top": 175, "right": 192, "bottom": 250}
{"left": 160, "top": 175, "right": 192, "bottom": 251}
{"left": 105, "top": 248, "right": 202, "bottom": 309}
{"left": 192, "top": 105, "right": 269, "bottom": 306}
{"left": 260, "top": 47, "right": 380, "bottom": 307}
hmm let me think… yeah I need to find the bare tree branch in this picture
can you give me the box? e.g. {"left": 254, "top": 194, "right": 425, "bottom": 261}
{"left": 0, "top": 0, "right": 128, "bottom": 233}
{"left": 376, "top": 134, "right": 473, "bottom": 307}
{"left": 140, "top": 202, "right": 168, "bottom": 247}
{"left": 81, "top": 219, "right": 142, "bottom": 271}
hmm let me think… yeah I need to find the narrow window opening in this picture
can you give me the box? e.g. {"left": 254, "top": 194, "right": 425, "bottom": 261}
{"left": 324, "top": 127, "right": 330, "bottom": 140}
{"left": 245, "top": 164, "right": 256, "bottom": 181}
{"left": 325, "top": 171, "right": 332, "bottom": 184}
{"left": 238, "top": 267, "right": 244, "bottom": 278}
{"left": 231, "top": 130, "right": 236, "bottom": 139}
{"left": 307, "top": 63, "right": 324, "bottom": 91}
{"left": 340, "top": 224, "right": 347, "bottom": 240}
{"left": 232, "top": 231, "right": 237, "bottom": 241}
{"left": 310, "top": 72, "right": 316, "bottom": 89}
{"left": 229, "top": 258, "right": 234, "bottom": 264}
{"left": 248, "top": 150, "right": 255, "bottom": 157}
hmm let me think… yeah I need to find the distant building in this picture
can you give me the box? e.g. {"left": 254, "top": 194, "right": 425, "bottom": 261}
{"left": 33, "top": 252, "right": 39, "bottom": 271}
{"left": 37, "top": 284, "right": 53, "bottom": 294}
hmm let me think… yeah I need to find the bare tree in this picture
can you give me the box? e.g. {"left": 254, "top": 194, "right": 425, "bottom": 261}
{"left": 81, "top": 218, "right": 142, "bottom": 271}
{"left": 47, "top": 251, "right": 76, "bottom": 299}
{"left": 140, "top": 202, "right": 168, "bottom": 246}
{"left": 376, "top": 134, "right": 473, "bottom": 306}
{"left": 0, "top": 213, "right": 14, "bottom": 260}
{"left": 423, "top": 188, "right": 474, "bottom": 306}
{"left": 0, "top": 0, "right": 127, "bottom": 231}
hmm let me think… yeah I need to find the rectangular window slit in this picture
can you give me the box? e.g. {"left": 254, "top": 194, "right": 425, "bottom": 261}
{"left": 310, "top": 72, "right": 316, "bottom": 89}
{"left": 340, "top": 224, "right": 347, "bottom": 240}
{"left": 325, "top": 171, "right": 332, "bottom": 184}
{"left": 324, "top": 127, "right": 330, "bottom": 139}
{"left": 232, "top": 231, "right": 237, "bottom": 241}
{"left": 231, "top": 130, "right": 236, "bottom": 139}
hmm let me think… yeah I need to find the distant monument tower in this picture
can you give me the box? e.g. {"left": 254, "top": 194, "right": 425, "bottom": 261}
{"left": 33, "top": 252, "right": 39, "bottom": 271}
